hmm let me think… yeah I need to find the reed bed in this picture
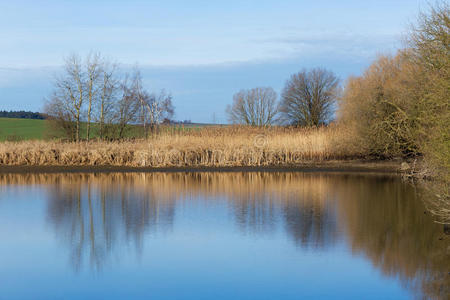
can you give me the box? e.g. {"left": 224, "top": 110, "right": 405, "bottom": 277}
{"left": 0, "top": 126, "right": 359, "bottom": 167}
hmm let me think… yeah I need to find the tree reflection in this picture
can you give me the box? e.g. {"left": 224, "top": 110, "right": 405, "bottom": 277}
{"left": 45, "top": 174, "right": 176, "bottom": 271}
{"left": 335, "top": 175, "right": 450, "bottom": 299}
{"left": 282, "top": 199, "right": 338, "bottom": 249}
{"left": 223, "top": 173, "right": 339, "bottom": 249}
{"left": 41, "top": 172, "right": 341, "bottom": 269}
{"left": 0, "top": 172, "right": 447, "bottom": 298}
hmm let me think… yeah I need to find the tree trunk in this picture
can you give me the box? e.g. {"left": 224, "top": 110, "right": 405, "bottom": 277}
{"left": 100, "top": 100, "right": 104, "bottom": 140}
{"left": 75, "top": 116, "right": 80, "bottom": 142}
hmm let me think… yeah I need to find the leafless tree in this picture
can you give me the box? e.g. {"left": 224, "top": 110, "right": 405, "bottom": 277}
{"left": 96, "top": 61, "right": 119, "bottom": 139}
{"left": 103, "top": 67, "right": 174, "bottom": 139}
{"left": 227, "top": 87, "right": 278, "bottom": 126}
{"left": 45, "top": 53, "right": 102, "bottom": 141}
{"left": 85, "top": 53, "right": 102, "bottom": 141}
{"left": 129, "top": 68, "right": 148, "bottom": 136}
{"left": 129, "top": 68, "right": 174, "bottom": 137}
{"left": 279, "top": 68, "right": 339, "bottom": 127}
{"left": 44, "top": 95, "right": 78, "bottom": 140}
{"left": 45, "top": 53, "right": 175, "bottom": 141}
{"left": 114, "top": 76, "right": 139, "bottom": 139}
{"left": 44, "top": 54, "right": 85, "bottom": 141}
{"left": 145, "top": 90, "right": 174, "bottom": 133}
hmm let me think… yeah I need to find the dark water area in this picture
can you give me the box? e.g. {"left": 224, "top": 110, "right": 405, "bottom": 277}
{"left": 0, "top": 172, "right": 448, "bottom": 299}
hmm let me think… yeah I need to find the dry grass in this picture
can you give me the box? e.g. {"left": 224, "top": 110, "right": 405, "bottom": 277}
{"left": 0, "top": 125, "right": 359, "bottom": 167}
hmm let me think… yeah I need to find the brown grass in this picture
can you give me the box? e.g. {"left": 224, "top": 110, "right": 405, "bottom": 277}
{"left": 0, "top": 126, "right": 359, "bottom": 167}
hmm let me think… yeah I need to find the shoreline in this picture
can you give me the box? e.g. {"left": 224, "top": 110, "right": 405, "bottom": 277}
{"left": 0, "top": 160, "right": 403, "bottom": 174}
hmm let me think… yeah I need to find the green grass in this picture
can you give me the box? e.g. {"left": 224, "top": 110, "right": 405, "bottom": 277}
{"left": 0, "top": 118, "right": 46, "bottom": 141}
{"left": 0, "top": 117, "right": 215, "bottom": 141}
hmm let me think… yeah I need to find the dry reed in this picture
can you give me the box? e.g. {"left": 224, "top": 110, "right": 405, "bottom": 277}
{"left": 0, "top": 126, "right": 359, "bottom": 167}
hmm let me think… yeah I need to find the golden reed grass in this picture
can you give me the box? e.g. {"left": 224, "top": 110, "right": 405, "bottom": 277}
{"left": 0, "top": 126, "right": 359, "bottom": 167}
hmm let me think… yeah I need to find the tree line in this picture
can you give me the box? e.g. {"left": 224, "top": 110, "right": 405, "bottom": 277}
{"left": 45, "top": 53, "right": 174, "bottom": 141}
{"left": 0, "top": 110, "right": 47, "bottom": 120}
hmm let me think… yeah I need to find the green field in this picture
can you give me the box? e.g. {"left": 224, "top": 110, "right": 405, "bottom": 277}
{"left": 0, "top": 117, "right": 217, "bottom": 141}
{"left": 0, "top": 118, "right": 47, "bottom": 141}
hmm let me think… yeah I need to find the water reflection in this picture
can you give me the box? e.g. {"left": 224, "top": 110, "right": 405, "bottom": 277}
{"left": 335, "top": 176, "right": 450, "bottom": 299}
{"left": 44, "top": 175, "right": 176, "bottom": 271}
{"left": 41, "top": 173, "right": 341, "bottom": 256}
{"left": 0, "top": 172, "right": 448, "bottom": 299}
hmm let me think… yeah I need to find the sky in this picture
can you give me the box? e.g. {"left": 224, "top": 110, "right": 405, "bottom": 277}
{"left": 0, "top": 0, "right": 430, "bottom": 123}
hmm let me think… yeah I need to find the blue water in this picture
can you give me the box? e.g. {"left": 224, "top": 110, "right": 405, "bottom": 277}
{"left": 0, "top": 172, "right": 448, "bottom": 299}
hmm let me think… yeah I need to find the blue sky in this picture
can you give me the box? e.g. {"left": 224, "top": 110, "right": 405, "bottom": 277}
{"left": 0, "top": 0, "right": 429, "bottom": 122}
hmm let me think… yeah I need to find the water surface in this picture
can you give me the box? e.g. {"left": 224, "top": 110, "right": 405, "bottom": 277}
{"left": 0, "top": 172, "right": 448, "bottom": 299}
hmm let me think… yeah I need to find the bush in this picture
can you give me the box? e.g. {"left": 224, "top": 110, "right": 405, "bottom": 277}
{"left": 339, "top": 54, "right": 424, "bottom": 157}
{"left": 339, "top": 2, "right": 449, "bottom": 182}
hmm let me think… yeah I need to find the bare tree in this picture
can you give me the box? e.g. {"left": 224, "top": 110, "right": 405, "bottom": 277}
{"left": 98, "top": 65, "right": 174, "bottom": 139}
{"left": 44, "top": 95, "right": 78, "bottom": 140}
{"left": 46, "top": 54, "right": 119, "bottom": 141}
{"left": 127, "top": 68, "right": 174, "bottom": 137}
{"left": 85, "top": 53, "right": 101, "bottom": 141}
{"left": 45, "top": 54, "right": 85, "bottom": 141}
{"left": 97, "top": 61, "right": 119, "bottom": 139}
{"left": 279, "top": 68, "right": 339, "bottom": 127}
{"left": 111, "top": 76, "right": 138, "bottom": 139}
{"left": 145, "top": 90, "right": 174, "bottom": 133}
{"left": 226, "top": 87, "right": 278, "bottom": 126}
{"left": 45, "top": 53, "right": 102, "bottom": 141}
{"left": 129, "top": 68, "right": 148, "bottom": 136}
{"left": 45, "top": 53, "right": 175, "bottom": 141}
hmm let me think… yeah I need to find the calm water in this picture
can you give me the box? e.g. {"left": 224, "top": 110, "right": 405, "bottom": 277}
{"left": 0, "top": 172, "right": 448, "bottom": 300}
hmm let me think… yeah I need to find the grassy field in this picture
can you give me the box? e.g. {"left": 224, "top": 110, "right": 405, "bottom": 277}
{"left": 0, "top": 118, "right": 47, "bottom": 141}
{"left": 0, "top": 117, "right": 211, "bottom": 141}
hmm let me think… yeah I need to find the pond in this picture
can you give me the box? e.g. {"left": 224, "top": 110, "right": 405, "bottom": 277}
{"left": 0, "top": 172, "right": 448, "bottom": 299}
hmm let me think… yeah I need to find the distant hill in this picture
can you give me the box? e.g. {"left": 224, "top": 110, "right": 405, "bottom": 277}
{"left": 0, "top": 110, "right": 47, "bottom": 120}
